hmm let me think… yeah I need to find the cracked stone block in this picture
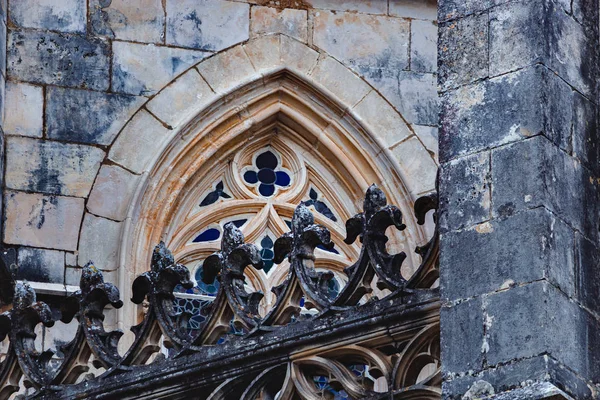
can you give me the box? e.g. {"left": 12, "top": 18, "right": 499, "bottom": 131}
{"left": 251, "top": 6, "right": 307, "bottom": 42}
{"left": 313, "top": 10, "right": 409, "bottom": 72}
{"left": 78, "top": 214, "right": 122, "bottom": 271}
{"left": 46, "top": 87, "right": 144, "bottom": 145}
{"left": 17, "top": 247, "right": 65, "bottom": 284}
{"left": 439, "top": 12, "right": 488, "bottom": 91}
{"left": 87, "top": 165, "right": 141, "bottom": 222}
{"left": 492, "top": 136, "right": 598, "bottom": 243}
{"left": 112, "top": 41, "right": 209, "bottom": 96}
{"left": 4, "top": 191, "right": 84, "bottom": 251}
{"left": 411, "top": 19, "right": 437, "bottom": 73}
{"left": 243, "top": 35, "right": 281, "bottom": 74}
{"left": 309, "top": 56, "right": 371, "bottom": 108}
{"left": 439, "top": 151, "right": 490, "bottom": 233}
{"left": 305, "top": 0, "right": 387, "bottom": 14}
{"left": 412, "top": 124, "right": 438, "bottom": 161}
{"left": 438, "top": 0, "right": 501, "bottom": 22}
{"left": 196, "top": 45, "right": 256, "bottom": 94}
{"left": 166, "top": 0, "right": 249, "bottom": 51}
{"left": 389, "top": 0, "right": 437, "bottom": 20}
{"left": 440, "top": 207, "right": 575, "bottom": 301}
{"left": 5, "top": 137, "right": 105, "bottom": 198}
{"left": 90, "top": 0, "right": 165, "bottom": 43}
{"left": 9, "top": 0, "right": 86, "bottom": 33}
{"left": 109, "top": 109, "right": 173, "bottom": 174}
{"left": 280, "top": 35, "right": 319, "bottom": 75}
{"left": 7, "top": 29, "right": 110, "bottom": 91}
{"left": 4, "top": 82, "right": 43, "bottom": 138}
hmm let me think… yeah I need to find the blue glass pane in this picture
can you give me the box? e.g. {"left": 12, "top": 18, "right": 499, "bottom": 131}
{"left": 257, "top": 168, "right": 277, "bottom": 184}
{"left": 317, "top": 244, "right": 339, "bottom": 254}
{"left": 243, "top": 170, "right": 258, "bottom": 184}
{"left": 259, "top": 183, "right": 275, "bottom": 197}
{"left": 309, "top": 188, "right": 318, "bottom": 200}
{"left": 327, "top": 278, "right": 340, "bottom": 299}
{"left": 285, "top": 220, "right": 292, "bottom": 229}
{"left": 193, "top": 228, "right": 221, "bottom": 242}
{"left": 232, "top": 219, "right": 247, "bottom": 228}
{"left": 261, "top": 236, "right": 274, "bottom": 249}
{"left": 275, "top": 171, "right": 291, "bottom": 187}
{"left": 299, "top": 297, "right": 305, "bottom": 307}
{"left": 263, "top": 260, "right": 274, "bottom": 273}
{"left": 194, "top": 266, "right": 220, "bottom": 296}
{"left": 200, "top": 181, "right": 231, "bottom": 206}
{"left": 256, "top": 151, "right": 278, "bottom": 169}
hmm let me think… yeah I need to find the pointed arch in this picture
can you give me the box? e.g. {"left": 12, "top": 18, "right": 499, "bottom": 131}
{"left": 80, "top": 34, "right": 437, "bottom": 328}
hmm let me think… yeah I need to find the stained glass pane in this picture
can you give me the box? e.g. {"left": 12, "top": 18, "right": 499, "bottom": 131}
{"left": 193, "top": 228, "right": 221, "bottom": 242}
{"left": 194, "top": 266, "right": 220, "bottom": 296}
{"left": 259, "top": 183, "right": 275, "bottom": 197}
{"left": 256, "top": 151, "right": 278, "bottom": 169}
{"left": 275, "top": 171, "right": 291, "bottom": 187}
{"left": 243, "top": 170, "right": 258, "bottom": 184}
{"left": 257, "top": 168, "right": 277, "bottom": 184}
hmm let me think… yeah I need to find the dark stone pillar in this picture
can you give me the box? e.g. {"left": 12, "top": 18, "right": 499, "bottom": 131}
{"left": 438, "top": 0, "right": 600, "bottom": 398}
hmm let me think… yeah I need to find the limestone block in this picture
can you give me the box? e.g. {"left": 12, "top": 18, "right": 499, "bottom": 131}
{"left": 78, "top": 214, "right": 122, "bottom": 271}
{"left": 438, "top": 152, "right": 490, "bottom": 233}
{"left": 411, "top": 20, "right": 437, "bottom": 73}
{"left": 5, "top": 137, "right": 105, "bottom": 197}
{"left": 310, "top": 56, "right": 371, "bottom": 108}
{"left": 196, "top": 46, "right": 257, "bottom": 94}
{"left": 352, "top": 90, "right": 411, "bottom": 147}
{"left": 65, "top": 252, "right": 77, "bottom": 267}
{"left": 280, "top": 35, "right": 319, "bottom": 75}
{"left": 112, "top": 41, "right": 209, "bottom": 96}
{"left": 0, "top": 18, "right": 5, "bottom": 74}
{"left": 439, "top": 13, "right": 488, "bottom": 91}
{"left": 4, "top": 82, "right": 43, "bottom": 138}
{"left": 166, "top": 0, "right": 249, "bottom": 51}
{"left": 109, "top": 109, "right": 173, "bottom": 174}
{"left": 243, "top": 35, "right": 281, "bottom": 74}
{"left": 87, "top": 165, "right": 141, "bottom": 222}
{"left": 313, "top": 11, "right": 409, "bottom": 71}
{"left": 389, "top": 136, "right": 437, "bottom": 195}
{"left": 90, "top": 0, "right": 164, "bottom": 43}
{"left": 412, "top": 124, "right": 438, "bottom": 161}
{"left": 4, "top": 191, "right": 84, "bottom": 251}
{"left": 389, "top": 0, "right": 437, "bottom": 20}
{"left": 64, "top": 266, "right": 82, "bottom": 286}
{"left": 251, "top": 6, "right": 307, "bottom": 42}
{"left": 7, "top": 30, "right": 110, "bottom": 91}
{"left": 9, "top": 0, "right": 86, "bottom": 33}
{"left": 17, "top": 247, "right": 65, "bottom": 284}
{"left": 305, "top": 0, "right": 387, "bottom": 14}
{"left": 46, "top": 87, "right": 144, "bottom": 145}
{"left": 147, "top": 69, "right": 216, "bottom": 128}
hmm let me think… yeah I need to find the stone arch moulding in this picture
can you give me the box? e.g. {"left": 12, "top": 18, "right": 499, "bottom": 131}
{"left": 78, "top": 34, "right": 438, "bottom": 329}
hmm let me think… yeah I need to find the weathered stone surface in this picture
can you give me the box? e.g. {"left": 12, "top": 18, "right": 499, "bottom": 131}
{"left": 112, "top": 41, "right": 209, "bottom": 96}
{"left": 17, "top": 247, "right": 65, "bottom": 284}
{"left": 412, "top": 124, "right": 438, "bottom": 161}
{"left": 438, "top": 0, "right": 501, "bottom": 22}
{"left": 4, "top": 191, "right": 84, "bottom": 251}
{"left": 440, "top": 66, "right": 573, "bottom": 162}
{"left": 87, "top": 165, "right": 140, "bottom": 222}
{"left": 492, "top": 136, "right": 597, "bottom": 242}
{"left": 485, "top": 282, "right": 589, "bottom": 375}
{"left": 64, "top": 266, "right": 82, "bottom": 286}
{"left": 251, "top": 6, "right": 307, "bottom": 42}
{"left": 440, "top": 208, "right": 574, "bottom": 301}
{"left": 243, "top": 35, "right": 281, "bottom": 74}
{"left": 280, "top": 35, "right": 319, "bottom": 74}
{"left": 109, "top": 109, "right": 173, "bottom": 174}
{"left": 4, "top": 82, "right": 43, "bottom": 138}
{"left": 572, "top": 92, "right": 598, "bottom": 173}
{"left": 389, "top": 136, "right": 437, "bottom": 195}
{"left": 305, "top": 0, "right": 387, "bottom": 14}
{"left": 5, "top": 137, "right": 106, "bottom": 197}
{"left": 439, "top": 13, "right": 488, "bottom": 90}
{"left": 439, "top": 152, "right": 490, "bottom": 232}
{"left": 147, "top": 68, "right": 215, "bottom": 128}
{"left": 78, "top": 214, "right": 122, "bottom": 271}
{"left": 310, "top": 56, "right": 371, "bottom": 108}
{"left": 9, "top": 0, "right": 86, "bottom": 33}
{"left": 166, "top": 0, "right": 249, "bottom": 51}
{"left": 389, "top": 0, "right": 437, "bottom": 19}
{"left": 90, "top": 0, "right": 164, "bottom": 43}
{"left": 576, "top": 234, "right": 600, "bottom": 316}
{"left": 313, "top": 11, "right": 409, "bottom": 72}
{"left": 196, "top": 45, "right": 256, "bottom": 94}
{"left": 411, "top": 19, "right": 437, "bottom": 73}
{"left": 440, "top": 297, "right": 483, "bottom": 374}
{"left": 46, "top": 87, "right": 144, "bottom": 145}
{"left": 352, "top": 90, "right": 411, "bottom": 147}
{"left": 7, "top": 29, "right": 110, "bottom": 90}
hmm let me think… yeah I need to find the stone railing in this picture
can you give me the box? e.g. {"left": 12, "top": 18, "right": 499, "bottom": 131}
{"left": 0, "top": 185, "right": 440, "bottom": 399}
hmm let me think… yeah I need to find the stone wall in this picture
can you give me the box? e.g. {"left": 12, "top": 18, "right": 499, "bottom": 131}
{"left": 438, "top": 0, "right": 600, "bottom": 398}
{"left": 1, "top": 0, "right": 438, "bottom": 350}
